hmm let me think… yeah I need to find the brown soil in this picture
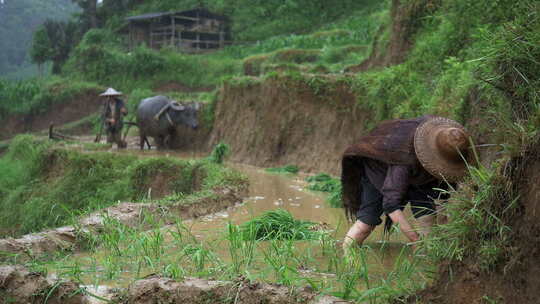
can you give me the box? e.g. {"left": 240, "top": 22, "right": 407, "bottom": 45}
{"left": 202, "top": 76, "right": 368, "bottom": 175}
{"left": 0, "top": 183, "right": 247, "bottom": 259}
{"left": 154, "top": 81, "right": 215, "bottom": 93}
{"left": 0, "top": 266, "right": 349, "bottom": 304}
{"left": 123, "top": 276, "right": 348, "bottom": 304}
{"left": 0, "top": 266, "right": 86, "bottom": 304}
{"left": 143, "top": 171, "right": 179, "bottom": 199}
{"left": 0, "top": 89, "right": 101, "bottom": 140}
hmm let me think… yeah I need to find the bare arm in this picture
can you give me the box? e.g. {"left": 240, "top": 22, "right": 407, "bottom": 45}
{"left": 381, "top": 165, "right": 419, "bottom": 243}
{"left": 388, "top": 210, "right": 419, "bottom": 242}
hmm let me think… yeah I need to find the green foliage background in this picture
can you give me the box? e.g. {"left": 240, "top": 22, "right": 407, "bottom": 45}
{"left": 0, "top": 0, "right": 77, "bottom": 78}
{"left": 0, "top": 0, "right": 539, "bottom": 301}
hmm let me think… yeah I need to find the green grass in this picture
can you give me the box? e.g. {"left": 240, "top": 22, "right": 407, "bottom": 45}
{"left": 423, "top": 161, "right": 518, "bottom": 271}
{"left": 305, "top": 173, "right": 343, "bottom": 208}
{"left": 265, "top": 165, "right": 299, "bottom": 174}
{"left": 0, "top": 77, "right": 102, "bottom": 120}
{"left": 207, "top": 142, "right": 230, "bottom": 164}
{"left": 0, "top": 135, "right": 246, "bottom": 237}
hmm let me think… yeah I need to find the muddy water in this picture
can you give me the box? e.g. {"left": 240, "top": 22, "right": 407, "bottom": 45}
{"left": 54, "top": 142, "right": 411, "bottom": 289}
{"left": 189, "top": 162, "right": 404, "bottom": 243}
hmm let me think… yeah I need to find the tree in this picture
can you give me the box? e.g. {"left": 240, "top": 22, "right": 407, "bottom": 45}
{"left": 0, "top": 0, "right": 77, "bottom": 77}
{"left": 71, "top": 0, "right": 97, "bottom": 29}
{"left": 30, "top": 27, "right": 52, "bottom": 76}
{"left": 33, "top": 19, "right": 79, "bottom": 74}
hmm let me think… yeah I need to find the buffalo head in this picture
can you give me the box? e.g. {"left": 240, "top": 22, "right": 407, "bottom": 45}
{"left": 169, "top": 101, "right": 199, "bottom": 129}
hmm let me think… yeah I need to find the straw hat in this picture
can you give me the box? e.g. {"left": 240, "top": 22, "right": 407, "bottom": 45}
{"left": 100, "top": 88, "right": 123, "bottom": 97}
{"left": 414, "top": 116, "right": 472, "bottom": 182}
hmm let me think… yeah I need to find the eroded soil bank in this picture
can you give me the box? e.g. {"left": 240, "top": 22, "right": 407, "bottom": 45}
{"left": 0, "top": 265, "right": 349, "bottom": 304}
{"left": 410, "top": 138, "right": 540, "bottom": 304}
{"left": 1, "top": 89, "right": 102, "bottom": 140}
{"left": 173, "top": 76, "right": 367, "bottom": 175}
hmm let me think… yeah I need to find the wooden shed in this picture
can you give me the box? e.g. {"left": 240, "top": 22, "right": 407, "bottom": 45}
{"left": 126, "top": 8, "right": 231, "bottom": 53}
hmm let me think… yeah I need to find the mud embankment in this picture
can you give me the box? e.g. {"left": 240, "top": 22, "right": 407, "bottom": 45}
{"left": 0, "top": 185, "right": 246, "bottom": 259}
{"left": 1, "top": 89, "right": 102, "bottom": 140}
{"left": 414, "top": 138, "right": 540, "bottom": 304}
{"left": 174, "top": 76, "right": 367, "bottom": 175}
{"left": 0, "top": 266, "right": 348, "bottom": 304}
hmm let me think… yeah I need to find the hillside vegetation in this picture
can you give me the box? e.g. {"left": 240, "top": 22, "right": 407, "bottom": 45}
{"left": 0, "top": 0, "right": 77, "bottom": 78}
{"left": 0, "top": 0, "right": 540, "bottom": 302}
{"left": 0, "top": 135, "right": 246, "bottom": 237}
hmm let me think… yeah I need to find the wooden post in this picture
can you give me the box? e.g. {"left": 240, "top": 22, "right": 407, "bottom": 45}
{"left": 219, "top": 31, "right": 224, "bottom": 48}
{"left": 178, "top": 29, "right": 182, "bottom": 51}
{"left": 149, "top": 22, "right": 153, "bottom": 49}
{"left": 171, "top": 16, "right": 176, "bottom": 49}
{"left": 129, "top": 22, "right": 133, "bottom": 51}
{"left": 196, "top": 11, "right": 200, "bottom": 52}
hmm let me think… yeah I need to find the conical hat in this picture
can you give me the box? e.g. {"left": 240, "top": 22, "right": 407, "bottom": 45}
{"left": 414, "top": 116, "right": 472, "bottom": 182}
{"left": 100, "top": 88, "right": 123, "bottom": 96}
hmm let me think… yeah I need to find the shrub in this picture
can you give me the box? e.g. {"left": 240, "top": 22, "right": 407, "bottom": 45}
{"left": 127, "top": 46, "right": 166, "bottom": 78}
{"left": 271, "top": 49, "right": 321, "bottom": 64}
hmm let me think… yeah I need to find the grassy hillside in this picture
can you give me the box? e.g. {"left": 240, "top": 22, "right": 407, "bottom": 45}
{"left": 0, "top": 135, "right": 246, "bottom": 237}
{"left": 1, "top": 0, "right": 540, "bottom": 302}
{"left": 0, "top": 0, "right": 386, "bottom": 120}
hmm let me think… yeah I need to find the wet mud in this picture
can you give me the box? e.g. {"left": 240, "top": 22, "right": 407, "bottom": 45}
{"left": 0, "top": 265, "right": 89, "bottom": 304}
{"left": 58, "top": 161, "right": 408, "bottom": 290}
{"left": 0, "top": 265, "right": 349, "bottom": 304}
{"left": 125, "top": 276, "right": 349, "bottom": 304}
{"left": 0, "top": 141, "right": 409, "bottom": 303}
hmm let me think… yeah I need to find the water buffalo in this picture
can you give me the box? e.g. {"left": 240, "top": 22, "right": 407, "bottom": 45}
{"left": 136, "top": 96, "right": 199, "bottom": 150}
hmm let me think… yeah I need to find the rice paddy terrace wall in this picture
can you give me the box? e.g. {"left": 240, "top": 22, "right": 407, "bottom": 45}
{"left": 411, "top": 137, "right": 540, "bottom": 304}
{"left": 172, "top": 74, "right": 368, "bottom": 175}
{"left": 0, "top": 88, "right": 102, "bottom": 141}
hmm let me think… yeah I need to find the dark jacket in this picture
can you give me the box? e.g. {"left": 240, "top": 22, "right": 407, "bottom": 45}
{"left": 104, "top": 98, "right": 126, "bottom": 133}
{"left": 341, "top": 115, "right": 435, "bottom": 221}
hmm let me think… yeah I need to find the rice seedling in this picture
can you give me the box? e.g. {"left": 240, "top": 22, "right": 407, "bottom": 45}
{"left": 265, "top": 165, "right": 299, "bottom": 174}
{"left": 261, "top": 239, "right": 300, "bottom": 286}
{"left": 238, "top": 209, "right": 323, "bottom": 241}
{"left": 226, "top": 222, "right": 256, "bottom": 274}
{"left": 306, "top": 173, "right": 340, "bottom": 192}
{"left": 305, "top": 173, "right": 343, "bottom": 208}
{"left": 207, "top": 142, "right": 230, "bottom": 164}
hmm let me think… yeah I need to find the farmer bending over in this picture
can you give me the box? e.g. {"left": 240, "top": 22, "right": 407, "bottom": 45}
{"left": 341, "top": 115, "right": 471, "bottom": 249}
{"left": 100, "top": 88, "right": 128, "bottom": 149}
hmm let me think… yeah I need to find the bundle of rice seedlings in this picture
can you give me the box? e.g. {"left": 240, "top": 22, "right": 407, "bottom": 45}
{"left": 239, "top": 209, "right": 320, "bottom": 241}
{"left": 265, "top": 165, "right": 299, "bottom": 174}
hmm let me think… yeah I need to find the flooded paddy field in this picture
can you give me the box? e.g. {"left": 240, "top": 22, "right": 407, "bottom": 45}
{"left": 34, "top": 146, "right": 427, "bottom": 301}
{"left": 0, "top": 138, "right": 430, "bottom": 302}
